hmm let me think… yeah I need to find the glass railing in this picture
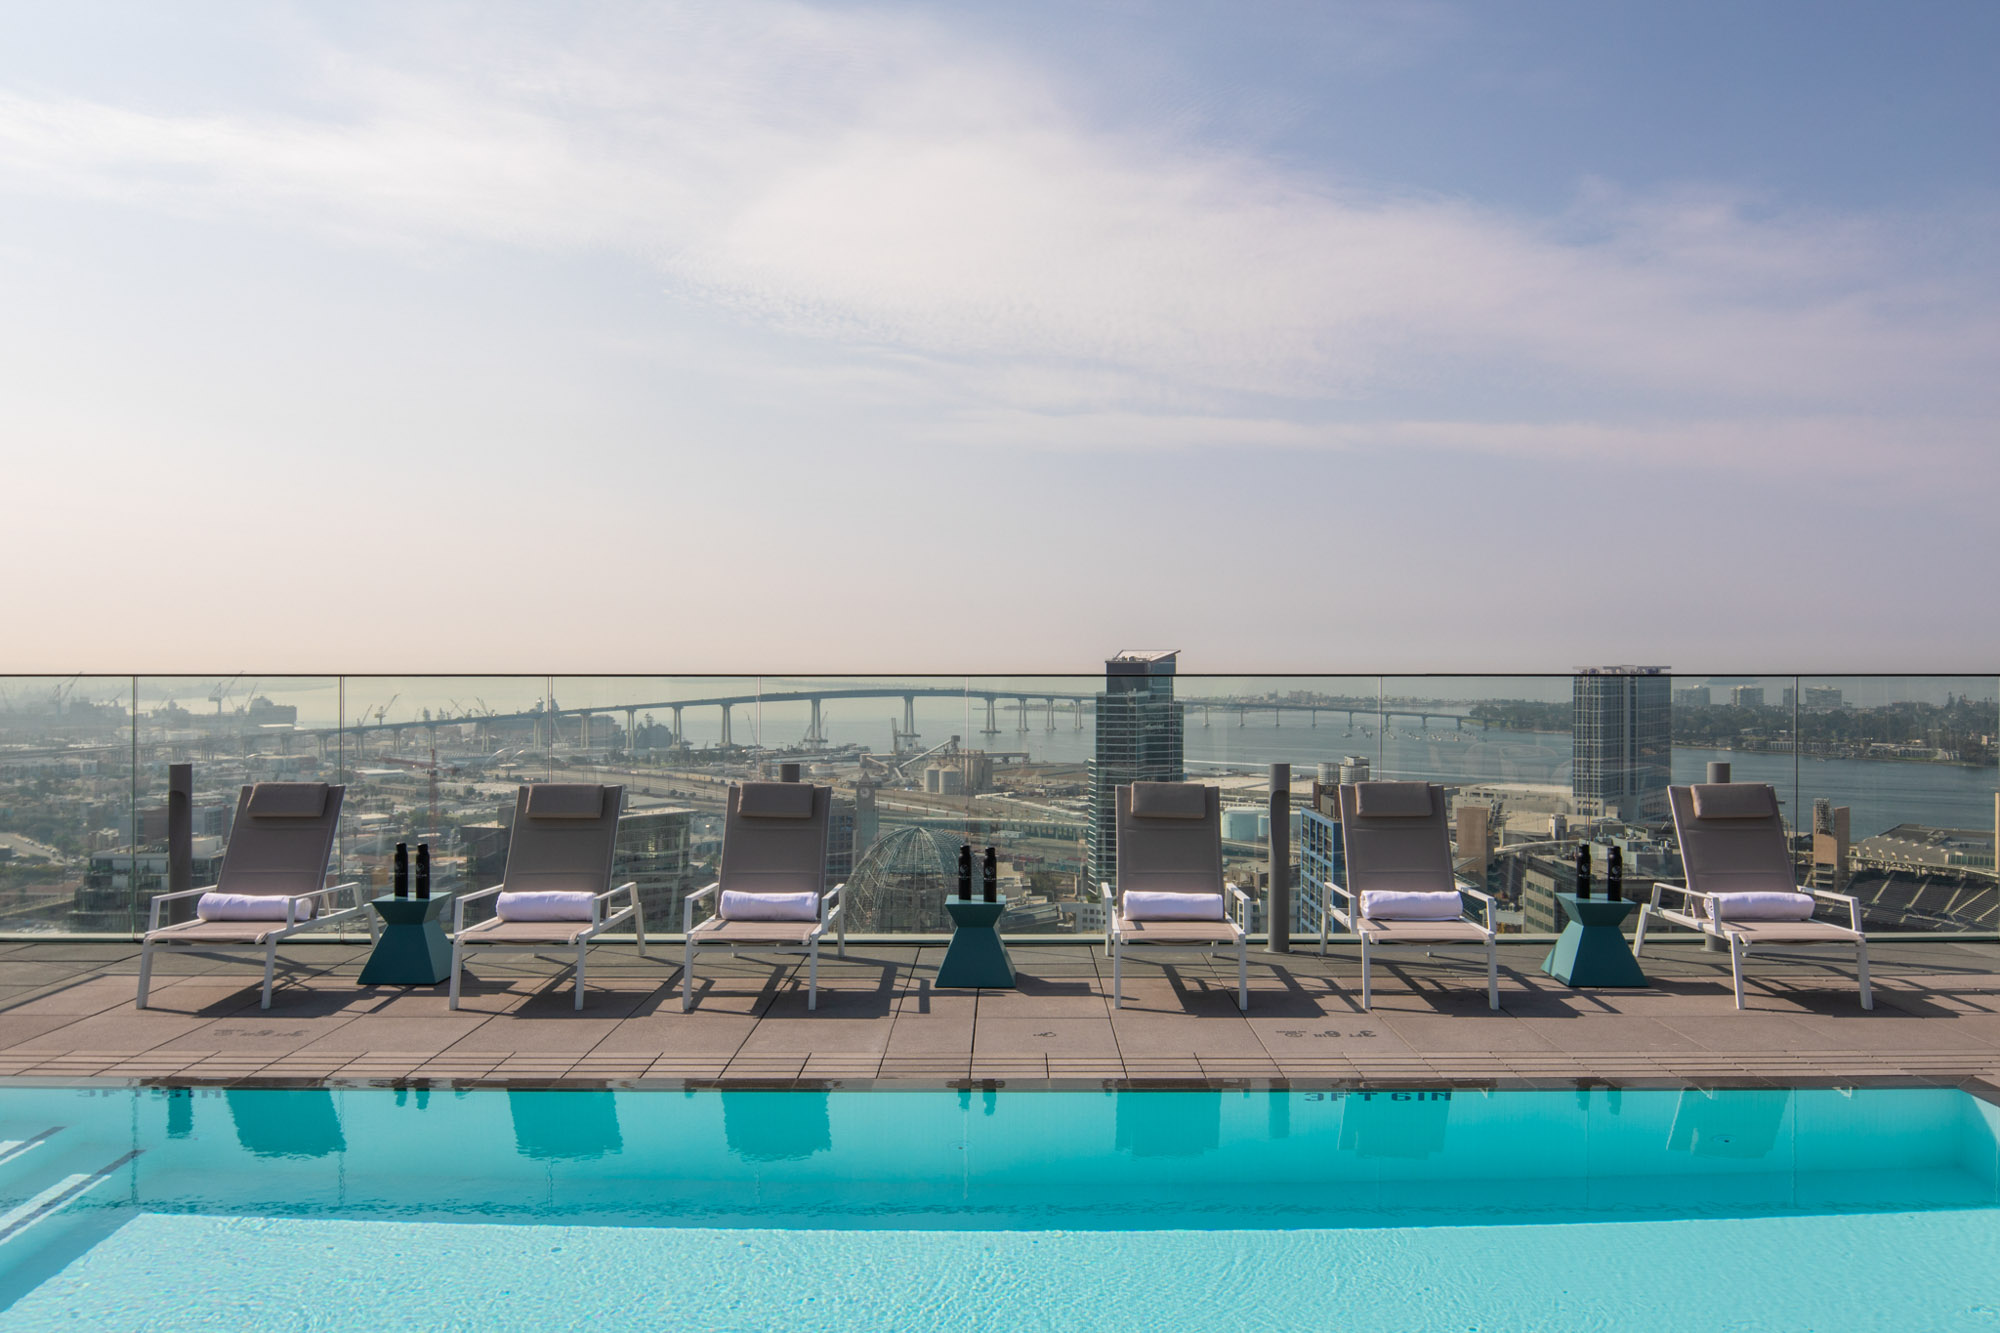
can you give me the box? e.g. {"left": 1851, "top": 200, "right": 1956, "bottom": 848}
{"left": 1, "top": 674, "right": 1993, "bottom": 939}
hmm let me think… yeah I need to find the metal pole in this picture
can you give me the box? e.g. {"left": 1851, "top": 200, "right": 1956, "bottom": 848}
{"left": 1267, "top": 762, "right": 1291, "bottom": 953}
{"left": 167, "top": 762, "right": 193, "bottom": 925}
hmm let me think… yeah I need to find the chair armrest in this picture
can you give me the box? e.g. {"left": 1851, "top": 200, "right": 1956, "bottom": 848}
{"left": 1457, "top": 882, "right": 1497, "bottom": 933}
{"left": 684, "top": 880, "right": 720, "bottom": 932}
{"left": 591, "top": 881, "right": 639, "bottom": 925}
{"left": 454, "top": 883, "right": 507, "bottom": 932}
{"left": 146, "top": 883, "right": 216, "bottom": 931}
{"left": 1809, "top": 888, "right": 1866, "bottom": 932}
{"left": 1227, "top": 884, "right": 1251, "bottom": 927}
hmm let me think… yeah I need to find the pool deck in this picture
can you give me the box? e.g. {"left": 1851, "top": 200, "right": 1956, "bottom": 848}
{"left": 3, "top": 938, "right": 2000, "bottom": 1093}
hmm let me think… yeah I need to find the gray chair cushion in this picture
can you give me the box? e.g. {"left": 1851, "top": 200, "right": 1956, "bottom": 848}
{"left": 243, "top": 782, "right": 330, "bottom": 818}
{"left": 1691, "top": 783, "right": 1777, "bottom": 819}
{"left": 1352, "top": 782, "right": 1436, "bottom": 818}
{"left": 525, "top": 784, "right": 607, "bottom": 819}
{"left": 737, "top": 782, "right": 816, "bottom": 819}
{"left": 1129, "top": 782, "right": 1208, "bottom": 820}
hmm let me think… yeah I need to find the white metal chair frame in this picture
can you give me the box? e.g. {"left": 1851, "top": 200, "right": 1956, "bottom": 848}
{"left": 681, "top": 881, "right": 846, "bottom": 1012}
{"left": 1632, "top": 881, "right": 1871, "bottom": 1010}
{"left": 1315, "top": 872, "right": 1499, "bottom": 1011}
{"left": 137, "top": 879, "right": 375, "bottom": 1010}
{"left": 449, "top": 880, "right": 644, "bottom": 1011}
{"left": 1101, "top": 878, "right": 1252, "bottom": 1012}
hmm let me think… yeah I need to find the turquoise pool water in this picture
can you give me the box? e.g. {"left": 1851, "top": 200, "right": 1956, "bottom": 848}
{"left": 1, "top": 1086, "right": 1997, "bottom": 1329}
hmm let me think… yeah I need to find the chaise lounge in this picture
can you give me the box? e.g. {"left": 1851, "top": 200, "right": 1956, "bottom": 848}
{"left": 1636, "top": 782, "right": 1871, "bottom": 1010}
{"left": 448, "top": 783, "right": 643, "bottom": 1011}
{"left": 1103, "top": 781, "right": 1250, "bottom": 1011}
{"left": 682, "top": 781, "right": 845, "bottom": 1012}
{"left": 135, "top": 781, "right": 374, "bottom": 1010}
{"left": 1317, "top": 780, "right": 1499, "bottom": 1010}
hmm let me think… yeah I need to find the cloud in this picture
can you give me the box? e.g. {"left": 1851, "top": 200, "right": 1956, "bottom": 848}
{"left": 0, "top": 1, "right": 1994, "bottom": 471}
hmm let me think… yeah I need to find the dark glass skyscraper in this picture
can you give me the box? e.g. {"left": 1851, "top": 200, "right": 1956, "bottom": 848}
{"left": 1571, "top": 665, "right": 1672, "bottom": 823}
{"left": 1087, "top": 650, "right": 1184, "bottom": 886}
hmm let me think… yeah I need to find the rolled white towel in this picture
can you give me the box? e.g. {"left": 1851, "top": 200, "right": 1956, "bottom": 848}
{"left": 1122, "top": 891, "right": 1224, "bottom": 922}
{"left": 495, "top": 890, "right": 598, "bottom": 922}
{"left": 197, "top": 892, "right": 314, "bottom": 922}
{"left": 1707, "top": 891, "right": 1816, "bottom": 922}
{"left": 721, "top": 889, "right": 821, "bottom": 922}
{"left": 1360, "top": 890, "right": 1461, "bottom": 921}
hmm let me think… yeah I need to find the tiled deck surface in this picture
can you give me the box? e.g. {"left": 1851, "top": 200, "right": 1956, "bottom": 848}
{"left": 3, "top": 937, "right": 2000, "bottom": 1090}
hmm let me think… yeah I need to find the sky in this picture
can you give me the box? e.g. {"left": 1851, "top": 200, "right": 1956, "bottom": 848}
{"left": 1, "top": 0, "right": 1995, "bottom": 675}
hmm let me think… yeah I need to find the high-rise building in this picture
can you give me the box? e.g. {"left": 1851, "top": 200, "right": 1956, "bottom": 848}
{"left": 1731, "top": 684, "right": 1766, "bottom": 709}
{"left": 1087, "top": 650, "right": 1184, "bottom": 887}
{"left": 1298, "top": 783, "right": 1345, "bottom": 940}
{"left": 1673, "top": 685, "right": 1712, "bottom": 708}
{"left": 1810, "top": 798, "right": 1850, "bottom": 892}
{"left": 1572, "top": 666, "right": 1672, "bottom": 823}
{"left": 1803, "top": 685, "right": 1844, "bottom": 711}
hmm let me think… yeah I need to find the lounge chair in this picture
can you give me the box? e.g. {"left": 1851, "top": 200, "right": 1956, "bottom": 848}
{"left": 1635, "top": 783, "right": 1871, "bottom": 1010}
{"left": 1316, "top": 780, "right": 1499, "bottom": 1010}
{"left": 682, "top": 782, "right": 844, "bottom": 1012}
{"left": 1102, "top": 782, "right": 1249, "bottom": 1011}
{"left": 135, "top": 782, "right": 374, "bottom": 1010}
{"left": 448, "top": 783, "right": 643, "bottom": 1011}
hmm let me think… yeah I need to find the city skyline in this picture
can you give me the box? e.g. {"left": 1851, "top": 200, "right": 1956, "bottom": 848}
{"left": 1, "top": 3, "right": 1997, "bottom": 671}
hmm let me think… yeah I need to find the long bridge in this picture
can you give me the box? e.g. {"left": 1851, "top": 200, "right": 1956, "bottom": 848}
{"left": 293, "top": 687, "right": 1476, "bottom": 755}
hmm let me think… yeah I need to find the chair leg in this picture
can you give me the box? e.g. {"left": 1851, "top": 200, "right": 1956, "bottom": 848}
{"left": 1486, "top": 937, "right": 1499, "bottom": 1010}
{"left": 1855, "top": 938, "right": 1873, "bottom": 1010}
{"left": 574, "top": 941, "right": 588, "bottom": 1011}
{"left": 449, "top": 938, "right": 464, "bottom": 1010}
{"left": 808, "top": 941, "right": 819, "bottom": 1012}
{"left": 1729, "top": 935, "right": 1747, "bottom": 1009}
{"left": 1112, "top": 936, "right": 1123, "bottom": 1009}
{"left": 1631, "top": 908, "right": 1649, "bottom": 957}
{"left": 1237, "top": 937, "right": 1248, "bottom": 1011}
{"left": 683, "top": 937, "right": 696, "bottom": 1012}
{"left": 1360, "top": 935, "right": 1372, "bottom": 1011}
{"left": 136, "top": 940, "right": 155, "bottom": 1009}
{"left": 260, "top": 941, "right": 278, "bottom": 1009}
{"left": 634, "top": 903, "right": 647, "bottom": 959}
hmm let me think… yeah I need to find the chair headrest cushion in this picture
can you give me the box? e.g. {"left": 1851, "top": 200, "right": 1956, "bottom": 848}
{"left": 1352, "top": 782, "right": 1435, "bottom": 818}
{"left": 1690, "top": 783, "right": 1777, "bottom": 820}
{"left": 525, "top": 784, "right": 606, "bottom": 820}
{"left": 244, "top": 783, "right": 330, "bottom": 819}
{"left": 1130, "top": 782, "right": 1207, "bottom": 819}
{"left": 738, "top": 782, "right": 815, "bottom": 819}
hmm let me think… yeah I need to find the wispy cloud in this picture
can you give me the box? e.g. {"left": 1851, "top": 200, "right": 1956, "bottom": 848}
{"left": 0, "top": 1, "right": 1993, "bottom": 471}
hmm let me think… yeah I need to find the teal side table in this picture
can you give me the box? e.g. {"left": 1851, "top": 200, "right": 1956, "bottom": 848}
{"left": 1542, "top": 893, "right": 1647, "bottom": 988}
{"left": 359, "top": 892, "right": 454, "bottom": 986}
{"left": 936, "top": 897, "right": 1015, "bottom": 989}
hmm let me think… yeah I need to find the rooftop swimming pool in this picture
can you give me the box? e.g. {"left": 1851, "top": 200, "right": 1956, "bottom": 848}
{"left": 1, "top": 1085, "right": 1997, "bottom": 1330}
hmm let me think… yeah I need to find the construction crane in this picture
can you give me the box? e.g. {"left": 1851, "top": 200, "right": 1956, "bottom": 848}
{"left": 49, "top": 673, "right": 81, "bottom": 714}
{"left": 207, "top": 672, "right": 245, "bottom": 717}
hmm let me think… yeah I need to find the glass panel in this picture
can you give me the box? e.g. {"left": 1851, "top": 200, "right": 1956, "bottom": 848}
{"left": 1794, "top": 676, "right": 1999, "bottom": 932}
{"left": 131, "top": 677, "right": 341, "bottom": 934}
{"left": 339, "top": 677, "right": 555, "bottom": 927}
{"left": 0, "top": 676, "right": 134, "bottom": 933}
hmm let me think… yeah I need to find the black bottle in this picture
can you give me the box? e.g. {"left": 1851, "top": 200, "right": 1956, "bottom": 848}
{"left": 957, "top": 844, "right": 972, "bottom": 901}
{"left": 1574, "top": 844, "right": 1592, "bottom": 900}
{"left": 415, "top": 843, "right": 431, "bottom": 900}
{"left": 393, "top": 843, "right": 409, "bottom": 899}
{"left": 982, "top": 847, "right": 998, "bottom": 903}
{"left": 1607, "top": 845, "right": 1624, "bottom": 903}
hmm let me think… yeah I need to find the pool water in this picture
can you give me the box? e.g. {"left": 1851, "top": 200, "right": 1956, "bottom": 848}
{"left": 1, "top": 1086, "right": 1997, "bottom": 1330}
